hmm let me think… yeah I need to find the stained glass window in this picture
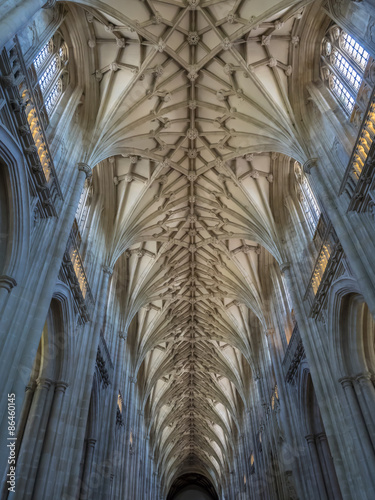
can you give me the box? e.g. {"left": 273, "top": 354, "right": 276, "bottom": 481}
{"left": 38, "top": 55, "right": 59, "bottom": 93}
{"left": 295, "top": 162, "right": 320, "bottom": 234}
{"left": 33, "top": 42, "right": 50, "bottom": 69}
{"left": 32, "top": 35, "right": 68, "bottom": 117}
{"left": 44, "top": 80, "right": 62, "bottom": 114}
{"left": 332, "top": 51, "right": 362, "bottom": 91}
{"left": 330, "top": 75, "right": 355, "bottom": 112}
{"left": 342, "top": 33, "right": 369, "bottom": 69}
{"left": 321, "top": 26, "right": 370, "bottom": 117}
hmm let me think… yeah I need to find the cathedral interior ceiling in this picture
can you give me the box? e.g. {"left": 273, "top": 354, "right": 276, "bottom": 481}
{"left": 74, "top": 0, "right": 309, "bottom": 487}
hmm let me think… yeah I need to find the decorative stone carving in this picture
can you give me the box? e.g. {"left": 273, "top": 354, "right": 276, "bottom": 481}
{"left": 285, "top": 65, "right": 293, "bottom": 77}
{"left": 155, "top": 38, "right": 166, "bottom": 52}
{"left": 117, "top": 38, "right": 126, "bottom": 48}
{"left": 268, "top": 58, "right": 278, "bottom": 68}
{"left": 187, "top": 148, "right": 198, "bottom": 158}
{"left": 85, "top": 11, "right": 94, "bottom": 23}
{"left": 187, "top": 66, "right": 199, "bottom": 81}
{"left": 103, "top": 265, "right": 113, "bottom": 276}
{"left": 303, "top": 158, "right": 318, "bottom": 175}
{"left": 0, "top": 73, "right": 17, "bottom": 88}
{"left": 95, "top": 70, "right": 103, "bottom": 82}
{"left": 105, "top": 23, "right": 116, "bottom": 33}
{"left": 153, "top": 12, "right": 163, "bottom": 24}
{"left": 221, "top": 38, "right": 233, "bottom": 50}
{"left": 187, "top": 32, "right": 200, "bottom": 45}
{"left": 186, "top": 128, "right": 198, "bottom": 140}
{"left": 78, "top": 163, "right": 93, "bottom": 178}
{"left": 261, "top": 35, "right": 272, "bottom": 46}
{"left": 187, "top": 0, "right": 200, "bottom": 10}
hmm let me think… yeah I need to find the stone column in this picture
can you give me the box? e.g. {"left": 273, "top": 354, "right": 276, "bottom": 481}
{"left": 66, "top": 264, "right": 113, "bottom": 500}
{"left": 305, "top": 434, "right": 328, "bottom": 499}
{"left": 353, "top": 372, "right": 375, "bottom": 447}
{"left": 109, "top": 473, "right": 114, "bottom": 499}
{"left": 0, "top": 381, "right": 35, "bottom": 499}
{"left": 339, "top": 376, "right": 375, "bottom": 489}
{"left": 33, "top": 381, "right": 69, "bottom": 499}
{"left": 122, "top": 376, "right": 136, "bottom": 493}
{"left": 102, "top": 336, "right": 127, "bottom": 500}
{"left": 0, "top": 163, "right": 92, "bottom": 442}
{"left": 14, "top": 377, "right": 54, "bottom": 499}
{"left": 15, "top": 381, "right": 36, "bottom": 450}
{"left": 80, "top": 438, "right": 97, "bottom": 500}
{"left": 316, "top": 432, "right": 342, "bottom": 499}
{"left": 152, "top": 472, "right": 158, "bottom": 500}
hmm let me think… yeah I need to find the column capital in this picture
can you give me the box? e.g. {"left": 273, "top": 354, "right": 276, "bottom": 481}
{"left": 55, "top": 381, "right": 69, "bottom": 393}
{"left": 130, "top": 376, "right": 137, "bottom": 384}
{"left": 36, "top": 377, "right": 54, "bottom": 389}
{"left": 25, "top": 381, "right": 37, "bottom": 392}
{"left": 305, "top": 434, "right": 315, "bottom": 444}
{"left": 77, "top": 162, "right": 93, "bottom": 179}
{"left": 102, "top": 265, "right": 113, "bottom": 276}
{"left": 303, "top": 158, "right": 318, "bottom": 175}
{"left": 265, "top": 327, "right": 275, "bottom": 338}
{"left": 87, "top": 438, "right": 97, "bottom": 448}
{"left": 354, "top": 371, "right": 372, "bottom": 383}
{"left": 279, "top": 262, "right": 291, "bottom": 274}
{"left": 339, "top": 376, "right": 353, "bottom": 388}
{"left": 0, "top": 275, "right": 17, "bottom": 293}
{"left": 315, "top": 432, "right": 326, "bottom": 442}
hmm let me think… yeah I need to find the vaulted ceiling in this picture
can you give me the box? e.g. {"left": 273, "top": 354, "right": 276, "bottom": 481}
{"left": 76, "top": 0, "right": 309, "bottom": 492}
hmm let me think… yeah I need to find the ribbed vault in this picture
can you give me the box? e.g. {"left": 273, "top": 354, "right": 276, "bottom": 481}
{"left": 78, "top": 0, "right": 309, "bottom": 492}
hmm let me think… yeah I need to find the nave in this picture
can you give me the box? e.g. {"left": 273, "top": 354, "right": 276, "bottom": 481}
{"left": 0, "top": 0, "right": 375, "bottom": 498}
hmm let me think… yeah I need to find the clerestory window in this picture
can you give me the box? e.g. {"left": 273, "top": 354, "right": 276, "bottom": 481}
{"left": 32, "top": 34, "right": 69, "bottom": 118}
{"left": 320, "top": 26, "right": 370, "bottom": 116}
{"left": 294, "top": 162, "right": 320, "bottom": 235}
{"left": 75, "top": 180, "right": 93, "bottom": 237}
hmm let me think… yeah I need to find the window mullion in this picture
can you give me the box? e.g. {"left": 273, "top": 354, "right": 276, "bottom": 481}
{"left": 335, "top": 47, "right": 365, "bottom": 81}
{"left": 324, "top": 56, "right": 357, "bottom": 100}
{"left": 34, "top": 53, "right": 55, "bottom": 79}
{"left": 42, "top": 66, "right": 63, "bottom": 100}
{"left": 32, "top": 37, "right": 68, "bottom": 117}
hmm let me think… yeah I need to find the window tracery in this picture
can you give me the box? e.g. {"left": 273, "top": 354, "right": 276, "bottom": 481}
{"left": 294, "top": 162, "right": 320, "bottom": 235}
{"left": 320, "top": 25, "right": 370, "bottom": 118}
{"left": 75, "top": 179, "right": 93, "bottom": 238}
{"left": 32, "top": 34, "right": 69, "bottom": 118}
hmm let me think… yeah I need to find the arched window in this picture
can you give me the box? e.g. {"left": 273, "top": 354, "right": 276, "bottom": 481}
{"left": 294, "top": 162, "right": 320, "bottom": 234}
{"left": 75, "top": 179, "right": 93, "bottom": 239}
{"left": 32, "top": 33, "right": 69, "bottom": 119}
{"left": 320, "top": 25, "right": 370, "bottom": 117}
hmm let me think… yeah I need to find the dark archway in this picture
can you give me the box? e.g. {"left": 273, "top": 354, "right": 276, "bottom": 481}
{"left": 167, "top": 474, "right": 218, "bottom": 500}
